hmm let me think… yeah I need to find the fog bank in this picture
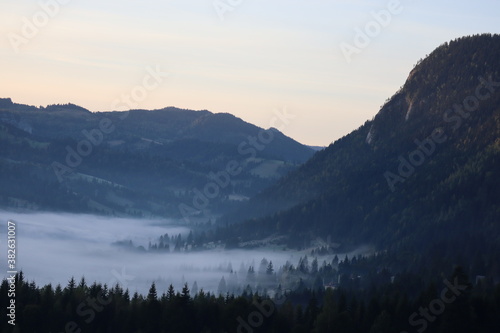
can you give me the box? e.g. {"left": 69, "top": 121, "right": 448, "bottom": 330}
{"left": 0, "top": 211, "right": 331, "bottom": 295}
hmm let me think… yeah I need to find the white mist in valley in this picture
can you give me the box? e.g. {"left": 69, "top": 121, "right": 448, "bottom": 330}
{"left": 0, "top": 211, "right": 369, "bottom": 296}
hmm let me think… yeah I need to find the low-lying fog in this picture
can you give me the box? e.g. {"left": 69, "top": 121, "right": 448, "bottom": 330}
{"left": 0, "top": 211, "right": 368, "bottom": 296}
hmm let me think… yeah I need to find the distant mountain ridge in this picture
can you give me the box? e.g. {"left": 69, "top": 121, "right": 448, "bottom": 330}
{"left": 0, "top": 101, "right": 314, "bottom": 218}
{"left": 1, "top": 101, "right": 313, "bottom": 161}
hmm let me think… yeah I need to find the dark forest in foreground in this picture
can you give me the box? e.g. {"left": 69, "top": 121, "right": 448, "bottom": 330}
{"left": 2, "top": 267, "right": 499, "bottom": 333}
{"left": 3, "top": 243, "right": 500, "bottom": 333}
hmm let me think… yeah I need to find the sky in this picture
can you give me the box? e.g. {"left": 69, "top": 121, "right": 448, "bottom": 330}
{"left": 1, "top": 0, "right": 499, "bottom": 146}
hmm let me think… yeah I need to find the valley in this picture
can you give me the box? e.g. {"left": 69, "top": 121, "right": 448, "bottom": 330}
{"left": 1, "top": 34, "right": 500, "bottom": 333}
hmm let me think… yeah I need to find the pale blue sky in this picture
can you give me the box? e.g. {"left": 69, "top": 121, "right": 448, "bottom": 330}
{"left": 1, "top": 0, "right": 499, "bottom": 145}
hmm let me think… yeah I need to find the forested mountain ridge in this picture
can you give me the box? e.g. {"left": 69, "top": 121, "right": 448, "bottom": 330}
{"left": 219, "top": 34, "right": 500, "bottom": 257}
{"left": 0, "top": 101, "right": 314, "bottom": 218}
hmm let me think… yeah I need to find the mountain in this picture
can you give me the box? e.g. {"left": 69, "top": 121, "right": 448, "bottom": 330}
{"left": 0, "top": 101, "right": 314, "bottom": 219}
{"left": 219, "top": 34, "right": 500, "bottom": 258}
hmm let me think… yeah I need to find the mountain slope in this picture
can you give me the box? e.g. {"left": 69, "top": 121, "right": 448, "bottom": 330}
{"left": 0, "top": 102, "right": 314, "bottom": 218}
{"left": 219, "top": 34, "right": 500, "bottom": 254}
